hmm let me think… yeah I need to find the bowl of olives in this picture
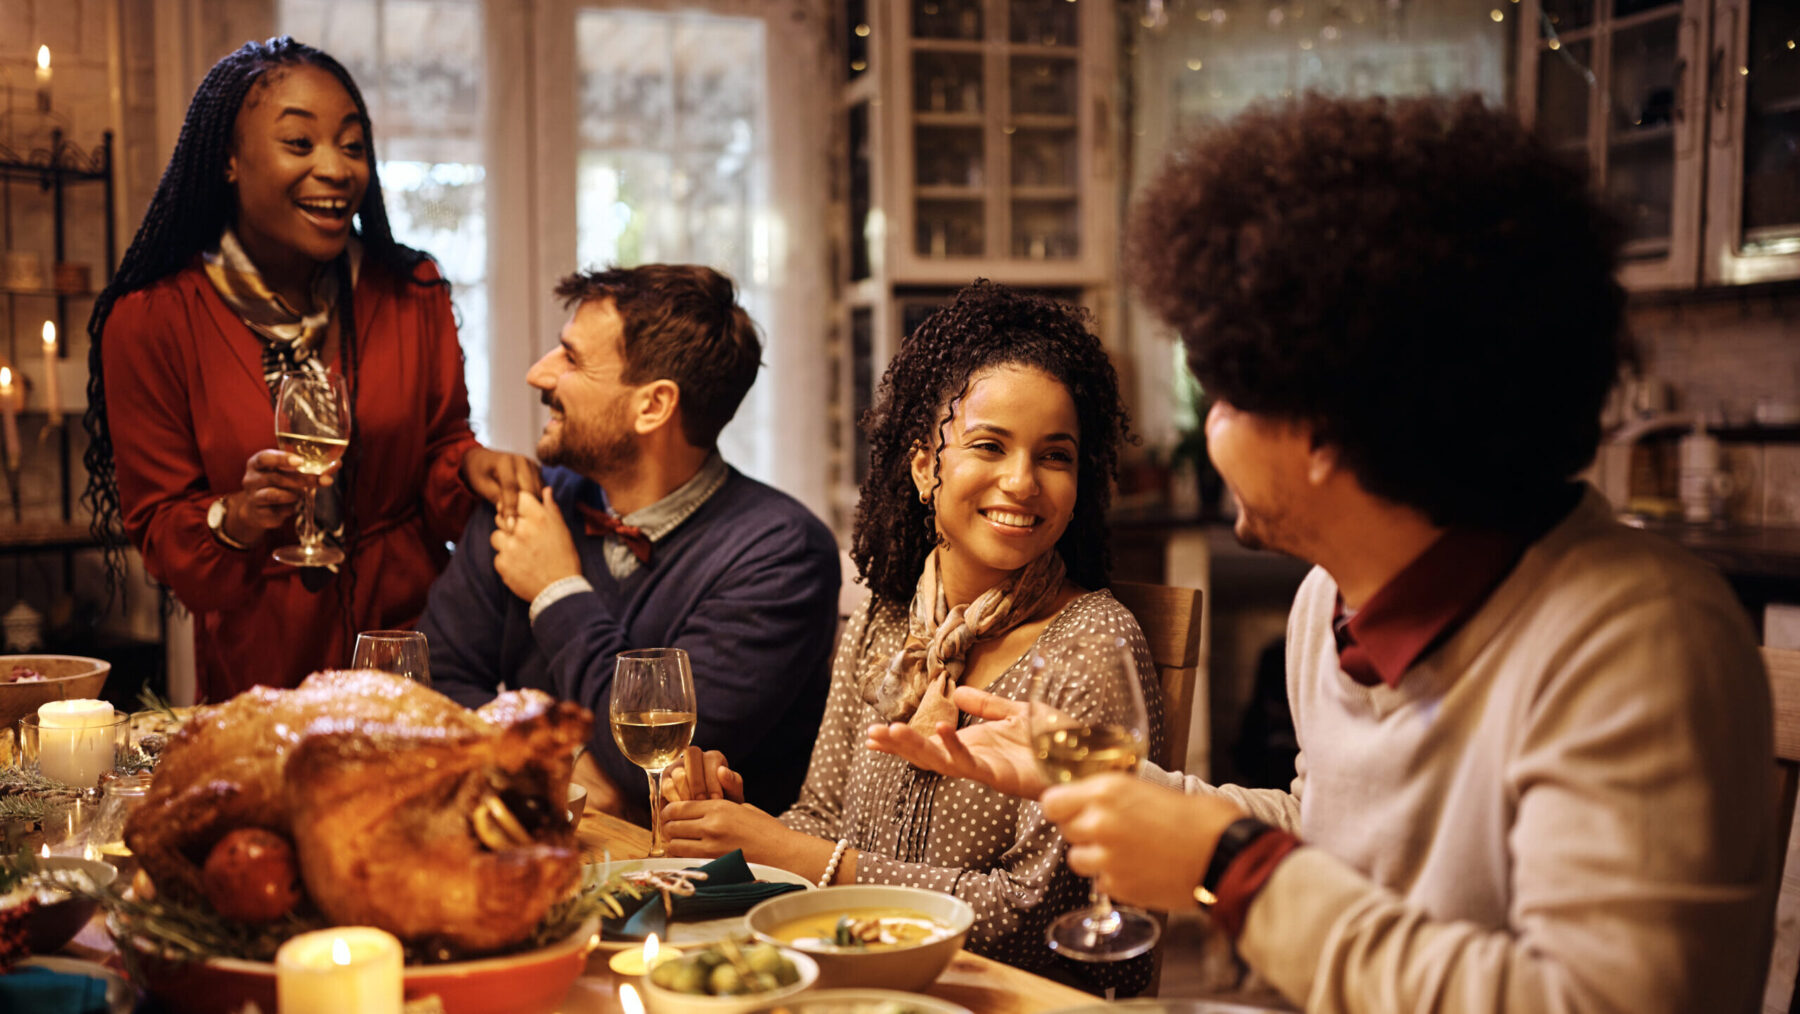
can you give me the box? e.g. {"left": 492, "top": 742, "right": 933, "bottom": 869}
{"left": 642, "top": 938, "right": 818, "bottom": 1014}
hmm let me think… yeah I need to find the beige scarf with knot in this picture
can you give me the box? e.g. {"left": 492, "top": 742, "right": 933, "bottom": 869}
{"left": 861, "top": 548, "right": 1066, "bottom": 734}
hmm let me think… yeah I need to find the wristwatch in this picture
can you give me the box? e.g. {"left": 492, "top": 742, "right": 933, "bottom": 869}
{"left": 1194, "top": 817, "right": 1272, "bottom": 907}
{"left": 207, "top": 496, "right": 252, "bottom": 550}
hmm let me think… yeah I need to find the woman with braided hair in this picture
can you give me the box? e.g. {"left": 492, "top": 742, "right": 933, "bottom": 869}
{"left": 83, "top": 37, "right": 537, "bottom": 700}
{"left": 657, "top": 281, "right": 1163, "bottom": 991}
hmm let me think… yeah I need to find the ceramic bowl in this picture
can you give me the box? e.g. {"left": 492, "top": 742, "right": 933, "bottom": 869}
{"left": 22, "top": 856, "right": 117, "bottom": 954}
{"left": 128, "top": 915, "right": 601, "bottom": 1014}
{"left": 0, "top": 655, "right": 111, "bottom": 737}
{"left": 747, "top": 885, "right": 973, "bottom": 992}
{"left": 640, "top": 945, "right": 818, "bottom": 1014}
{"left": 747, "top": 988, "right": 971, "bottom": 1014}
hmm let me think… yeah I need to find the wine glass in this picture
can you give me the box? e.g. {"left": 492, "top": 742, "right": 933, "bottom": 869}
{"left": 352, "top": 630, "right": 431, "bottom": 686}
{"left": 1026, "top": 633, "right": 1161, "bottom": 961}
{"left": 610, "top": 648, "right": 697, "bottom": 857}
{"left": 272, "top": 371, "right": 351, "bottom": 567}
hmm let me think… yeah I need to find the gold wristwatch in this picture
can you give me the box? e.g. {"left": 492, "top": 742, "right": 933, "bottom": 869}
{"left": 207, "top": 496, "right": 252, "bottom": 550}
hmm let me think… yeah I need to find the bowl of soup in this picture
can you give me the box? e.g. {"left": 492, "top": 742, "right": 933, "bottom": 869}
{"left": 746, "top": 886, "right": 972, "bottom": 992}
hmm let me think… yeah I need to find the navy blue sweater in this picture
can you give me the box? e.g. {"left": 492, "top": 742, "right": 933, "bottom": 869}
{"left": 419, "top": 465, "right": 840, "bottom": 814}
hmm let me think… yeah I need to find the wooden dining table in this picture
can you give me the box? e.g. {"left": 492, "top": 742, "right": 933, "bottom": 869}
{"left": 55, "top": 808, "right": 1099, "bottom": 1014}
{"left": 564, "top": 808, "right": 1101, "bottom": 1014}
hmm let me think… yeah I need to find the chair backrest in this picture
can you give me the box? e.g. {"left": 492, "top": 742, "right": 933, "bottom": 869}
{"left": 1766, "top": 646, "right": 1800, "bottom": 1014}
{"left": 1111, "top": 581, "right": 1204, "bottom": 772}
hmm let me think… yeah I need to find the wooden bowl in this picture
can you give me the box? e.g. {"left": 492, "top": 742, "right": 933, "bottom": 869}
{"left": 0, "top": 655, "right": 111, "bottom": 735}
{"left": 128, "top": 916, "right": 601, "bottom": 1014}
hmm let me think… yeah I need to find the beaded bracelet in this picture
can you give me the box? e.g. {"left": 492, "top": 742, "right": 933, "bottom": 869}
{"left": 819, "top": 838, "right": 851, "bottom": 888}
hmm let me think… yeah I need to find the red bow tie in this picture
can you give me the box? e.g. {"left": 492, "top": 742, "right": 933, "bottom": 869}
{"left": 577, "top": 504, "right": 652, "bottom": 564}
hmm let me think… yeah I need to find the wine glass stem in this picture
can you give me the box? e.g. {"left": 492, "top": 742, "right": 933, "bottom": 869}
{"left": 1086, "top": 886, "right": 1122, "bottom": 937}
{"left": 647, "top": 768, "right": 666, "bottom": 857}
{"left": 298, "top": 485, "right": 320, "bottom": 552}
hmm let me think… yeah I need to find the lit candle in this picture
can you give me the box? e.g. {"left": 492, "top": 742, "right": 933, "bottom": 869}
{"left": 35, "top": 47, "right": 51, "bottom": 114}
{"left": 620, "top": 983, "right": 646, "bottom": 1014}
{"left": 36, "top": 700, "right": 120, "bottom": 788}
{"left": 276, "top": 927, "right": 404, "bottom": 1014}
{"left": 41, "top": 322, "right": 61, "bottom": 426}
{"left": 608, "top": 932, "right": 678, "bottom": 977}
{"left": 0, "top": 368, "right": 18, "bottom": 471}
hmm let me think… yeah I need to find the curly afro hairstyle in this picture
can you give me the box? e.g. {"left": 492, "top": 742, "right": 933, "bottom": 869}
{"left": 1127, "top": 93, "right": 1625, "bottom": 530}
{"left": 851, "top": 281, "right": 1133, "bottom": 604}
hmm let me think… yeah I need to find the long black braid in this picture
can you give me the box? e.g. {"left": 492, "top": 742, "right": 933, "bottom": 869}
{"left": 82, "top": 36, "right": 440, "bottom": 648}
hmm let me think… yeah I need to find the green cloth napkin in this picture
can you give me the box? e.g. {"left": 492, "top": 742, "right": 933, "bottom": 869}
{"left": 0, "top": 965, "right": 110, "bottom": 1014}
{"left": 603, "top": 850, "right": 806, "bottom": 942}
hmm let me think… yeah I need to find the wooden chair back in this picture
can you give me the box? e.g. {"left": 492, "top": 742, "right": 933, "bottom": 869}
{"left": 1111, "top": 581, "right": 1205, "bottom": 772}
{"left": 1766, "top": 646, "right": 1800, "bottom": 1014}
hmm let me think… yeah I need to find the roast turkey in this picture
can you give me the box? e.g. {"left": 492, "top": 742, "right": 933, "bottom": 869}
{"left": 123, "top": 669, "right": 591, "bottom": 953}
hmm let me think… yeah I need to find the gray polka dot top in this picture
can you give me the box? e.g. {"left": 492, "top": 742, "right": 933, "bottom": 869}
{"left": 780, "top": 589, "right": 1165, "bottom": 990}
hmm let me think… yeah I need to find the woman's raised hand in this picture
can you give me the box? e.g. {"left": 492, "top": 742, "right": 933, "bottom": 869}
{"left": 864, "top": 686, "right": 1050, "bottom": 799}
{"left": 230, "top": 449, "right": 327, "bottom": 537}
{"left": 461, "top": 446, "right": 542, "bottom": 527}
{"left": 663, "top": 745, "right": 746, "bottom": 803}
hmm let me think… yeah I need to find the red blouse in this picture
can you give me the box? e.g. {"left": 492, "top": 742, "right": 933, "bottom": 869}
{"left": 103, "top": 257, "right": 479, "bottom": 700}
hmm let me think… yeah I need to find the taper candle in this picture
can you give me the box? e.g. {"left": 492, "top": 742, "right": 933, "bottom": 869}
{"left": 41, "top": 322, "right": 61, "bottom": 425}
{"left": 0, "top": 368, "right": 19, "bottom": 471}
{"left": 35, "top": 47, "right": 51, "bottom": 114}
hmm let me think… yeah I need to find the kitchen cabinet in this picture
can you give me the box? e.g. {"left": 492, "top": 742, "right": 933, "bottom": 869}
{"left": 1517, "top": 0, "right": 1800, "bottom": 289}
{"left": 829, "top": 0, "right": 1119, "bottom": 523}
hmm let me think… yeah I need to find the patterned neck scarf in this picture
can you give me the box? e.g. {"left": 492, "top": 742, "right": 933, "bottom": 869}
{"left": 861, "top": 547, "right": 1066, "bottom": 734}
{"left": 202, "top": 227, "right": 362, "bottom": 575}
{"left": 202, "top": 227, "right": 361, "bottom": 390}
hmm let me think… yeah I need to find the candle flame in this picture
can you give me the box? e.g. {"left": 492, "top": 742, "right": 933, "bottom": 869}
{"left": 645, "top": 933, "right": 659, "bottom": 963}
{"left": 619, "top": 983, "right": 646, "bottom": 1014}
{"left": 38, "top": 844, "right": 49, "bottom": 858}
{"left": 42, "top": 322, "right": 55, "bottom": 348}
{"left": 84, "top": 842, "right": 101, "bottom": 862}
{"left": 332, "top": 936, "right": 352, "bottom": 965}
{"left": 1, "top": 367, "right": 11, "bottom": 388}
{"left": 37, "top": 46, "right": 50, "bottom": 71}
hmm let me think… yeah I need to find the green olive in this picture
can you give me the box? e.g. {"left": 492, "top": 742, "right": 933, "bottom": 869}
{"left": 708, "top": 963, "right": 744, "bottom": 995}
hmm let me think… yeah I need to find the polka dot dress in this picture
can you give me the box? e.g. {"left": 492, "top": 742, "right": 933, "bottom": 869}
{"left": 780, "top": 590, "right": 1165, "bottom": 993}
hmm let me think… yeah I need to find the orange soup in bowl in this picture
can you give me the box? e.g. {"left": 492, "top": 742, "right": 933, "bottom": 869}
{"left": 768, "top": 909, "right": 953, "bottom": 953}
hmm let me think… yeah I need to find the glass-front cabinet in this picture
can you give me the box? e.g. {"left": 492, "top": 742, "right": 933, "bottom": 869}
{"left": 1519, "top": 0, "right": 1800, "bottom": 289}
{"left": 1704, "top": 0, "right": 1800, "bottom": 284}
{"left": 1519, "top": 0, "right": 1708, "bottom": 290}
{"left": 878, "top": 0, "right": 1116, "bottom": 285}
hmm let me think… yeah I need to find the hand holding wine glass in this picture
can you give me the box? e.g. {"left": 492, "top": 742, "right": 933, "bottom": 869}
{"left": 272, "top": 371, "right": 351, "bottom": 567}
{"left": 1025, "top": 633, "right": 1160, "bottom": 961}
{"left": 610, "top": 648, "right": 697, "bottom": 857}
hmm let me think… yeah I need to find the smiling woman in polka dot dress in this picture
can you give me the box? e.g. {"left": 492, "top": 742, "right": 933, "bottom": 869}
{"left": 660, "top": 281, "right": 1163, "bottom": 993}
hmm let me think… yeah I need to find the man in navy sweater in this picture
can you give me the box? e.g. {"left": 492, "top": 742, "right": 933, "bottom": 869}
{"left": 420, "top": 264, "right": 840, "bottom": 820}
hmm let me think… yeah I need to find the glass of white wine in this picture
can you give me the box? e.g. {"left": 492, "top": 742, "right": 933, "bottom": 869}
{"left": 272, "top": 371, "right": 351, "bottom": 567}
{"left": 610, "top": 648, "right": 697, "bottom": 857}
{"left": 1026, "top": 633, "right": 1161, "bottom": 961}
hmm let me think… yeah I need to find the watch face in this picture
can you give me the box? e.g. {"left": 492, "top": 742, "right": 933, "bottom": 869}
{"left": 208, "top": 498, "right": 226, "bottom": 529}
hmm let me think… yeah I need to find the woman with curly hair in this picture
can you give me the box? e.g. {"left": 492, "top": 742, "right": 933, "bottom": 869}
{"left": 659, "top": 280, "right": 1162, "bottom": 988}
{"left": 85, "top": 37, "right": 537, "bottom": 700}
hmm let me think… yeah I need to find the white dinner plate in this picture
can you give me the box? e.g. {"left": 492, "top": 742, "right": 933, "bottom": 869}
{"left": 590, "top": 857, "right": 812, "bottom": 952}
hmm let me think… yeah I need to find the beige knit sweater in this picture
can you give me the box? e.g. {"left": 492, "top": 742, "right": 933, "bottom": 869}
{"left": 1144, "top": 488, "right": 1775, "bottom": 1013}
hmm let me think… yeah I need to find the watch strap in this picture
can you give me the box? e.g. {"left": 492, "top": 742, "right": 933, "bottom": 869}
{"left": 1196, "top": 817, "right": 1273, "bottom": 905}
{"left": 209, "top": 496, "right": 253, "bottom": 551}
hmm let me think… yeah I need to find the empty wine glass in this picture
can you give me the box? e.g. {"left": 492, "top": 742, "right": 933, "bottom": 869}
{"left": 610, "top": 648, "right": 697, "bottom": 857}
{"left": 351, "top": 630, "right": 431, "bottom": 686}
{"left": 1026, "top": 633, "right": 1161, "bottom": 961}
{"left": 272, "top": 371, "right": 351, "bottom": 567}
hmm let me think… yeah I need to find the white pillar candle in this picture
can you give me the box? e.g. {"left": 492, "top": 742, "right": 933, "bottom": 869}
{"left": 40, "top": 323, "right": 60, "bottom": 425}
{"left": 36, "top": 700, "right": 118, "bottom": 788}
{"left": 276, "top": 927, "right": 404, "bottom": 1014}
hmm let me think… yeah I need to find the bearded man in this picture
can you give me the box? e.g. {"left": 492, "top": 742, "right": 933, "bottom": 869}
{"left": 421, "top": 264, "right": 839, "bottom": 819}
